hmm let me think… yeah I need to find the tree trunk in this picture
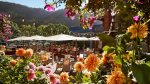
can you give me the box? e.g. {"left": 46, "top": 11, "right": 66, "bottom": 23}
{"left": 103, "top": 9, "right": 112, "bottom": 32}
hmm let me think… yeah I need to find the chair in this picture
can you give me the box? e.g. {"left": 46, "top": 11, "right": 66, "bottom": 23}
{"left": 62, "top": 58, "right": 71, "bottom": 72}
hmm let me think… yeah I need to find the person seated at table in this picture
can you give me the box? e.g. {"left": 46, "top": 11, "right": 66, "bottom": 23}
{"left": 57, "top": 45, "right": 61, "bottom": 53}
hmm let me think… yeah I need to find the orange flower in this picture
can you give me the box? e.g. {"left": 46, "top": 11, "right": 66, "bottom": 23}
{"left": 74, "top": 62, "right": 84, "bottom": 72}
{"left": 24, "top": 49, "right": 33, "bottom": 57}
{"left": 77, "top": 57, "right": 84, "bottom": 62}
{"left": 106, "top": 68, "right": 126, "bottom": 84}
{"left": 41, "top": 55, "right": 48, "bottom": 61}
{"left": 16, "top": 48, "right": 26, "bottom": 57}
{"left": 84, "top": 54, "right": 100, "bottom": 72}
{"left": 10, "top": 59, "right": 17, "bottom": 66}
{"left": 101, "top": 51, "right": 108, "bottom": 65}
{"left": 127, "top": 23, "right": 148, "bottom": 39}
{"left": 59, "top": 72, "right": 69, "bottom": 83}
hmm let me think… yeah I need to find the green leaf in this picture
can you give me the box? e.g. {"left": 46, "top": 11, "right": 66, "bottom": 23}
{"left": 103, "top": 46, "right": 110, "bottom": 51}
{"left": 113, "top": 55, "right": 122, "bottom": 65}
{"left": 131, "top": 63, "right": 150, "bottom": 84}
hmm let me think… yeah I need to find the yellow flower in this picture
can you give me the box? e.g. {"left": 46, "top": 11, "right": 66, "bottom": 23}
{"left": 41, "top": 55, "right": 48, "bottom": 62}
{"left": 123, "top": 51, "right": 133, "bottom": 62}
{"left": 106, "top": 68, "right": 126, "bottom": 84}
{"left": 60, "top": 72, "right": 69, "bottom": 83}
{"left": 84, "top": 54, "right": 100, "bottom": 72}
{"left": 127, "top": 23, "right": 148, "bottom": 39}
{"left": 74, "top": 62, "right": 84, "bottom": 72}
{"left": 16, "top": 48, "right": 26, "bottom": 57}
{"left": 24, "top": 49, "right": 33, "bottom": 57}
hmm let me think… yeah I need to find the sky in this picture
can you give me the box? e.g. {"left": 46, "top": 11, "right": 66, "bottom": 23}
{"left": 0, "top": 0, "right": 64, "bottom": 10}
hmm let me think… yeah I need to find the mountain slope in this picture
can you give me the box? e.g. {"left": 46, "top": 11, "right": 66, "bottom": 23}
{"left": 0, "top": 1, "right": 80, "bottom": 27}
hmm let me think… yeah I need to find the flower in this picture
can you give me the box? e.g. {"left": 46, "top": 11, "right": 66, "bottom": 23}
{"left": 29, "top": 62, "right": 36, "bottom": 70}
{"left": 59, "top": 72, "right": 69, "bottom": 83}
{"left": 133, "top": 16, "right": 140, "bottom": 22}
{"left": 27, "top": 69, "right": 36, "bottom": 81}
{"left": 80, "top": 16, "right": 96, "bottom": 29}
{"left": 41, "top": 55, "right": 49, "bottom": 62}
{"left": 77, "top": 57, "right": 84, "bottom": 62}
{"left": 16, "top": 48, "right": 26, "bottom": 57}
{"left": 84, "top": 54, "right": 100, "bottom": 72}
{"left": 49, "top": 74, "right": 57, "bottom": 84}
{"left": 46, "top": 64, "right": 52, "bottom": 69}
{"left": 44, "top": 4, "right": 55, "bottom": 12}
{"left": 74, "top": 62, "right": 84, "bottom": 72}
{"left": 45, "top": 68, "right": 53, "bottom": 75}
{"left": 10, "top": 59, "right": 17, "bottom": 66}
{"left": 101, "top": 51, "right": 108, "bottom": 65}
{"left": 24, "top": 49, "right": 33, "bottom": 57}
{"left": 87, "top": 16, "right": 96, "bottom": 29}
{"left": 127, "top": 23, "right": 148, "bottom": 39}
{"left": 37, "top": 65, "right": 44, "bottom": 72}
{"left": 65, "top": 8, "right": 77, "bottom": 20}
{"left": 106, "top": 68, "right": 126, "bottom": 84}
{"left": 80, "top": 18, "right": 88, "bottom": 29}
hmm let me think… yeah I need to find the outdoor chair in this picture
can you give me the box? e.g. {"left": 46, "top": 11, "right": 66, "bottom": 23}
{"left": 62, "top": 58, "right": 71, "bottom": 72}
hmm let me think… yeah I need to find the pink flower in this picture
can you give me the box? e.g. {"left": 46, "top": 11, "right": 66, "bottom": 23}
{"left": 27, "top": 69, "right": 36, "bottom": 81}
{"left": 37, "top": 65, "right": 44, "bottom": 72}
{"left": 55, "top": 79, "right": 60, "bottom": 84}
{"left": 4, "top": 36, "right": 8, "bottom": 42}
{"left": 133, "top": 16, "right": 140, "bottom": 22}
{"left": 80, "top": 18, "right": 88, "bottom": 29}
{"left": 44, "top": 4, "right": 55, "bottom": 12}
{"left": 45, "top": 68, "right": 53, "bottom": 75}
{"left": 46, "top": 64, "right": 52, "bottom": 69}
{"left": 29, "top": 62, "right": 36, "bottom": 70}
{"left": 49, "top": 74, "right": 57, "bottom": 84}
{"left": 87, "top": 16, "right": 96, "bottom": 29}
{"left": 65, "top": 8, "right": 77, "bottom": 20}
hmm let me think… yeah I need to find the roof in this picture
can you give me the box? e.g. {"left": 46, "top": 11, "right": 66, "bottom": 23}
{"left": 69, "top": 25, "right": 103, "bottom": 33}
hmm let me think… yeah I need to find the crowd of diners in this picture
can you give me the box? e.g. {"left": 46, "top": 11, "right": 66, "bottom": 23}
{"left": 1, "top": 41, "right": 101, "bottom": 62}
{"left": 37, "top": 43, "right": 95, "bottom": 61}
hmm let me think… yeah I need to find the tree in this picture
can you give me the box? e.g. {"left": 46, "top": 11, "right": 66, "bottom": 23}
{"left": 46, "top": 0, "right": 150, "bottom": 33}
{"left": 11, "top": 23, "right": 70, "bottom": 37}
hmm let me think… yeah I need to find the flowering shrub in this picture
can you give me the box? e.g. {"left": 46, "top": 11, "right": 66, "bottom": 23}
{"left": 0, "top": 48, "right": 58, "bottom": 84}
{"left": 1, "top": 15, "right": 150, "bottom": 84}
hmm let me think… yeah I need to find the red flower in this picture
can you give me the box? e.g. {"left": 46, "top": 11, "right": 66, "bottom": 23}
{"left": 45, "top": 68, "right": 53, "bottom": 75}
{"left": 87, "top": 16, "right": 96, "bottom": 29}
{"left": 44, "top": 4, "right": 55, "bottom": 12}
{"left": 65, "top": 8, "right": 77, "bottom": 20}
{"left": 27, "top": 69, "right": 36, "bottom": 81}
{"left": 29, "top": 62, "right": 36, "bottom": 70}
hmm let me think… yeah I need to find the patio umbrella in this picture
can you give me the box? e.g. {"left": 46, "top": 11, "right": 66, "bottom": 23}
{"left": 89, "top": 37, "right": 100, "bottom": 41}
{"left": 46, "top": 34, "right": 77, "bottom": 41}
{"left": 30, "top": 35, "right": 47, "bottom": 40}
{"left": 8, "top": 36, "right": 32, "bottom": 41}
{"left": 74, "top": 36, "right": 89, "bottom": 41}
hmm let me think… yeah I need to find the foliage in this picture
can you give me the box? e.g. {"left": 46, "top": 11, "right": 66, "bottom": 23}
{"left": 10, "top": 23, "right": 70, "bottom": 37}
{"left": 98, "top": 34, "right": 116, "bottom": 46}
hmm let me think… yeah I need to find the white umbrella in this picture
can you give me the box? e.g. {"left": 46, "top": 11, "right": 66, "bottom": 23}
{"left": 30, "top": 35, "right": 47, "bottom": 40}
{"left": 46, "top": 34, "right": 76, "bottom": 41}
{"left": 8, "top": 36, "right": 31, "bottom": 41}
{"left": 89, "top": 37, "right": 100, "bottom": 41}
{"left": 74, "top": 36, "right": 89, "bottom": 41}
